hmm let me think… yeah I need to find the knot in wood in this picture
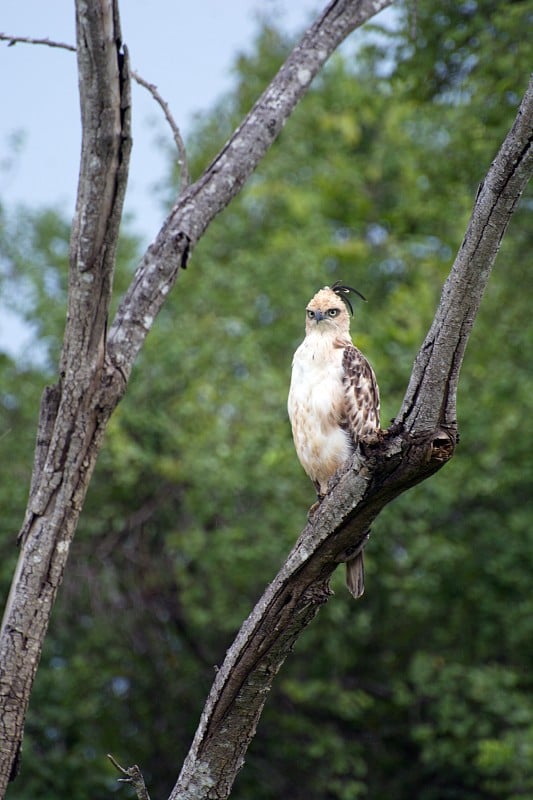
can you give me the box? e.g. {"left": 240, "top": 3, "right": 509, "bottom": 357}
{"left": 430, "top": 429, "right": 456, "bottom": 464}
{"left": 299, "top": 581, "right": 333, "bottom": 609}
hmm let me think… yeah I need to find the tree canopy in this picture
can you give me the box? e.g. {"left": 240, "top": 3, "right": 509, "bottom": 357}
{"left": 1, "top": 1, "right": 532, "bottom": 798}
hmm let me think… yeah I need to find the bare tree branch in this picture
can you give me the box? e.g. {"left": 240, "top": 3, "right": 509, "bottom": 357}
{"left": 0, "top": 32, "right": 190, "bottom": 184}
{"left": 0, "top": 32, "right": 76, "bottom": 51}
{"left": 0, "top": 1, "right": 394, "bottom": 791}
{"left": 108, "top": 754, "right": 152, "bottom": 800}
{"left": 106, "top": 0, "right": 395, "bottom": 380}
{"left": 168, "top": 78, "right": 533, "bottom": 800}
{"left": 0, "top": 0, "right": 131, "bottom": 790}
{"left": 399, "top": 75, "right": 533, "bottom": 434}
{"left": 131, "top": 71, "right": 190, "bottom": 190}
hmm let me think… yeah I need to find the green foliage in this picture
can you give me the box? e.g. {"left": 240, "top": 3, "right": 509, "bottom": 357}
{"left": 1, "top": 3, "right": 532, "bottom": 798}
{"left": 0, "top": 354, "right": 44, "bottom": 589}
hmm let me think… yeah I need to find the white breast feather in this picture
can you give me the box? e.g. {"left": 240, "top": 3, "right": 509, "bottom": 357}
{"left": 288, "top": 333, "right": 352, "bottom": 495}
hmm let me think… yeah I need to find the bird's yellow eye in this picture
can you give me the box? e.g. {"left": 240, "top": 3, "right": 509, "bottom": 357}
{"left": 307, "top": 310, "right": 315, "bottom": 319}
{"left": 328, "top": 308, "right": 339, "bottom": 317}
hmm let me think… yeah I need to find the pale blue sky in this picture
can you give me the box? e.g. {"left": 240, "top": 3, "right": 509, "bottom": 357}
{"left": 0, "top": 1, "right": 391, "bottom": 354}
{"left": 1, "top": 1, "right": 321, "bottom": 240}
{"left": 1, "top": 1, "right": 325, "bottom": 353}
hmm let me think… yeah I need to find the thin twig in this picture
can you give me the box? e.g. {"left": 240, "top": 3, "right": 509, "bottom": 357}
{"left": 0, "top": 33, "right": 76, "bottom": 51}
{"left": 107, "top": 754, "right": 152, "bottom": 800}
{"left": 131, "top": 70, "right": 190, "bottom": 188}
{"left": 0, "top": 32, "right": 190, "bottom": 188}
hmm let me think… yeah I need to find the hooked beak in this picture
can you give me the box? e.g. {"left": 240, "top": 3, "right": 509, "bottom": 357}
{"left": 313, "top": 310, "right": 325, "bottom": 323}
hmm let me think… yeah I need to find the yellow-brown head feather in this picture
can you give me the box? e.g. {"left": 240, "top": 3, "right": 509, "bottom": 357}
{"left": 305, "top": 286, "right": 351, "bottom": 336}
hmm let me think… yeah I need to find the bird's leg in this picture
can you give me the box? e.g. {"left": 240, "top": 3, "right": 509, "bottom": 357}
{"left": 308, "top": 485, "right": 325, "bottom": 519}
{"left": 327, "top": 459, "right": 354, "bottom": 494}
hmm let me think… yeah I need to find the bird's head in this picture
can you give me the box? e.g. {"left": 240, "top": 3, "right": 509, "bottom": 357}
{"left": 305, "top": 282, "right": 366, "bottom": 335}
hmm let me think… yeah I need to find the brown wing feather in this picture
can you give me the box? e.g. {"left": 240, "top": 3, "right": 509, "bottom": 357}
{"left": 341, "top": 345, "right": 380, "bottom": 440}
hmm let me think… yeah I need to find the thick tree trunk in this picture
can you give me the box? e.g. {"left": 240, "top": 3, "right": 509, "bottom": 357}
{"left": 0, "top": 1, "right": 131, "bottom": 791}
{"left": 0, "top": 0, "right": 394, "bottom": 794}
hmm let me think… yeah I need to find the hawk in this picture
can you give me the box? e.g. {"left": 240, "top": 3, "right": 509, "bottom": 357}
{"left": 288, "top": 282, "right": 380, "bottom": 598}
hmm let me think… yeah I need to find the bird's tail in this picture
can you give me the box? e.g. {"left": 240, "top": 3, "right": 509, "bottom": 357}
{"left": 345, "top": 551, "right": 365, "bottom": 599}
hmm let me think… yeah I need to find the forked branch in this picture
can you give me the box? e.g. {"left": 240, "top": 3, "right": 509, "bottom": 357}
{"left": 166, "top": 77, "right": 533, "bottom": 800}
{"left": 0, "top": 2, "right": 395, "bottom": 793}
{"left": 1, "top": 0, "right": 530, "bottom": 795}
{"left": 108, "top": 754, "right": 151, "bottom": 800}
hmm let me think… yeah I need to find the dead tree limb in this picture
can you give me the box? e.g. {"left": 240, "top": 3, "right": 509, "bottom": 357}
{"left": 106, "top": 0, "right": 396, "bottom": 376}
{"left": 108, "top": 754, "right": 152, "bottom": 800}
{"left": 167, "top": 77, "right": 533, "bottom": 800}
{"left": 0, "top": 0, "right": 394, "bottom": 793}
{"left": 398, "top": 78, "right": 533, "bottom": 433}
{"left": 0, "top": 0, "right": 131, "bottom": 791}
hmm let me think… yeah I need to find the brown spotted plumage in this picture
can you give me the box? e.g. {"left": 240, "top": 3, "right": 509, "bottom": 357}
{"left": 288, "top": 284, "right": 380, "bottom": 598}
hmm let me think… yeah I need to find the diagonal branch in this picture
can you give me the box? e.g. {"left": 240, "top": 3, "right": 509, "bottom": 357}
{"left": 166, "top": 79, "right": 533, "bottom": 800}
{"left": 398, "top": 75, "right": 533, "bottom": 434}
{"left": 106, "top": 0, "right": 395, "bottom": 381}
{"left": 0, "top": 3, "right": 394, "bottom": 792}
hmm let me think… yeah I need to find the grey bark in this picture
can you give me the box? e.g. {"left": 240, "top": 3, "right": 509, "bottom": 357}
{"left": 0, "top": 0, "right": 395, "bottom": 795}
{"left": 0, "top": 1, "right": 131, "bottom": 793}
{"left": 169, "top": 78, "right": 533, "bottom": 800}
{"left": 399, "top": 84, "right": 533, "bottom": 431}
{"left": 0, "top": 0, "right": 531, "bottom": 794}
{"left": 107, "top": 0, "right": 394, "bottom": 377}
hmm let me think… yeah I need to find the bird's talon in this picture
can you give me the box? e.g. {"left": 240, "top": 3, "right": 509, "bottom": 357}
{"left": 307, "top": 498, "right": 322, "bottom": 518}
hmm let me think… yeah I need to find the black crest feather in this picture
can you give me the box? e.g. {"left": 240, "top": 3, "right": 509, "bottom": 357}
{"left": 331, "top": 281, "right": 367, "bottom": 316}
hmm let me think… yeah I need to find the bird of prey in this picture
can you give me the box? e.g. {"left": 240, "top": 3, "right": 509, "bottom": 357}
{"left": 288, "top": 282, "right": 380, "bottom": 598}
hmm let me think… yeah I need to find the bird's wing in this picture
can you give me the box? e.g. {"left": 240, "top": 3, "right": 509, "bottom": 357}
{"left": 341, "top": 344, "right": 380, "bottom": 439}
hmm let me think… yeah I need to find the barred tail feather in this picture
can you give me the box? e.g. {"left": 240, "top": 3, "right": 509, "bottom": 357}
{"left": 345, "top": 552, "right": 365, "bottom": 599}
